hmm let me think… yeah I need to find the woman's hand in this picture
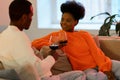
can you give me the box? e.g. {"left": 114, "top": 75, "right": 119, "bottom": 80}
{"left": 58, "top": 40, "right": 67, "bottom": 49}
{"left": 103, "top": 71, "right": 116, "bottom": 80}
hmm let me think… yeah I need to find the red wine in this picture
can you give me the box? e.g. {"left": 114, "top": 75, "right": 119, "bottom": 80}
{"left": 49, "top": 44, "right": 59, "bottom": 50}
{"left": 59, "top": 40, "right": 68, "bottom": 44}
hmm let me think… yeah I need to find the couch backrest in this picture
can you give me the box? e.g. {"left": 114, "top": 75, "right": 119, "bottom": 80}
{"left": 0, "top": 26, "right": 7, "bottom": 33}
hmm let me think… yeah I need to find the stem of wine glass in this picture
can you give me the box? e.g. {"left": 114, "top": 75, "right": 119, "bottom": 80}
{"left": 49, "top": 36, "right": 52, "bottom": 45}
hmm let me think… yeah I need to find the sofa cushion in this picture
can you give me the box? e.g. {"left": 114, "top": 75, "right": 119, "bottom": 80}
{"left": 51, "top": 55, "right": 72, "bottom": 75}
{"left": 92, "top": 35, "right": 100, "bottom": 47}
{"left": 33, "top": 47, "right": 73, "bottom": 75}
{"left": 18, "top": 63, "right": 40, "bottom": 80}
{"left": 99, "top": 39, "right": 120, "bottom": 61}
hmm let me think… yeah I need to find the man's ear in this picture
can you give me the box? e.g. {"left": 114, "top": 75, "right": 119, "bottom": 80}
{"left": 20, "top": 14, "right": 27, "bottom": 24}
{"left": 21, "top": 14, "right": 27, "bottom": 20}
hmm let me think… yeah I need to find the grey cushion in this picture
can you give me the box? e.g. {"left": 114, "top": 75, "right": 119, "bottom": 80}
{"left": 0, "top": 26, "right": 7, "bottom": 33}
{"left": 0, "top": 69, "right": 20, "bottom": 80}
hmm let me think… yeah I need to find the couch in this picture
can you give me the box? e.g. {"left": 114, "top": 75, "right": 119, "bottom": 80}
{"left": 0, "top": 25, "right": 120, "bottom": 79}
{"left": 51, "top": 36, "right": 120, "bottom": 75}
{"left": 98, "top": 36, "right": 120, "bottom": 61}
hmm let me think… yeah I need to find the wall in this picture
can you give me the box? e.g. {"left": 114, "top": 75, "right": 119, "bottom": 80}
{"left": 0, "top": 0, "right": 11, "bottom": 26}
{"left": 0, "top": 0, "right": 99, "bottom": 41}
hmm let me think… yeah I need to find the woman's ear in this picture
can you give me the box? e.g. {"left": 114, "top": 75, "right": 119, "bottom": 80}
{"left": 75, "top": 20, "right": 78, "bottom": 26}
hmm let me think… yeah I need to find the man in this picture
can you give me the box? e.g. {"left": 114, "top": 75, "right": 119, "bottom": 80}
{"left": 0, "top": 0, "right": 86, "bottom": 80}
{"left": 0, "top": 0, "right": 55, "bottom": 79}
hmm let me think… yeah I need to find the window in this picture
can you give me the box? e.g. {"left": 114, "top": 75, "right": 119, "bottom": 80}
{"left": 37, "top": 0, "right": 120, "bottom": 30}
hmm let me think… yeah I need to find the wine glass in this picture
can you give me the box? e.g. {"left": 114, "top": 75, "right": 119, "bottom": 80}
{"left": 58, "top": 31, "right": 68, "bottom": 45}
{"left": 57, "top": 31, "right": 67, "bottom": 56}
{"left": 49, "top": 35, "right": 59, "bottom": 50}
{"left": 49, "top": 31, "right": 67, "bottom": 50}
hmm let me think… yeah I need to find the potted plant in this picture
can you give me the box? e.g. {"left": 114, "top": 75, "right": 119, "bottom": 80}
{"left": 90, "top": 12, "right": 120, "bottom": 36}
{"left": 116, "top": 22, "right": 120, "bottom": 36}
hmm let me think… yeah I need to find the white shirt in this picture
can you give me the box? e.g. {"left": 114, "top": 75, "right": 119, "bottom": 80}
{"left": 0, "top": 25, "right": 55, "bottom": 78}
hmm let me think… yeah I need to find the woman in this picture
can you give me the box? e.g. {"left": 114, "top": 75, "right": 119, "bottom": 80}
{"left": 32, "top": 1, "right": 120, "bottom": 80}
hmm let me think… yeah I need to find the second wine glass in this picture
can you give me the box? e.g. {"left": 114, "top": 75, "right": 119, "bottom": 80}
{"left": 49, "top": 31, "right": 68, "bottom": 50}
{"left": 58, "top": 31, "right": 68, "bottom": 45}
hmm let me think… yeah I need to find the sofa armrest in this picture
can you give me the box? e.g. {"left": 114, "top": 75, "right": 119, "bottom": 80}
{"left": 98, "top": 36, "right": 120, "bottom": 61}
{"left": 100, "top": 40, "right": 120, "bottom": 61}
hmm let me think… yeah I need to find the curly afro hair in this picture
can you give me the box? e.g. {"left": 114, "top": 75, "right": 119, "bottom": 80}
{"left": 60, "top": 1, "right": 85, "bottom": 21}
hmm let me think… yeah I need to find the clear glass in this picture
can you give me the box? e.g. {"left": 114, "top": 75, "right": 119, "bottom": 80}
{"left": 58, "top": 31, "right": 68, "bottom": 45}
{"left": 49, "top": 35, "right": 59, "bottom": 50}
{"left": 49, "top": 31, "right": 68, "bottom": 50}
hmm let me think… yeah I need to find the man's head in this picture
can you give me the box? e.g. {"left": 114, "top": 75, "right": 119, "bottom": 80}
{"left": 9, "top": 0, "right": 33, "bottom": 31}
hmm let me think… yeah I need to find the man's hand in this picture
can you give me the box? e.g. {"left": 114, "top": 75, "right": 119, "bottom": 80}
{"left": 103, "top": 71, "right": 116, "bottom": 80}
{"left": 40, "top": 46, "right": 52, "bottom": 58}
{"left": 40, "top": 46, "right": 59, "bottom": 60}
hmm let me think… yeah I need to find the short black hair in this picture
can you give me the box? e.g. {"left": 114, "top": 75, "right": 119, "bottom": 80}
{"left": 60, "top": 1, "right": 85, "bottom": 21}
{"left": 9, "top": 0, "right": 32, "bottom": 21}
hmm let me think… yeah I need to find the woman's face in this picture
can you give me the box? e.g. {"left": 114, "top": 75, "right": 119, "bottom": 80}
{"left": 60, "top": 12, "right": 78, "bottom": 32}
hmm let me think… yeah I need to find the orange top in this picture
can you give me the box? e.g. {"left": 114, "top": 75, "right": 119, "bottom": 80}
{"left": 32, "top": 30, "right": 112, "bottom": 72}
